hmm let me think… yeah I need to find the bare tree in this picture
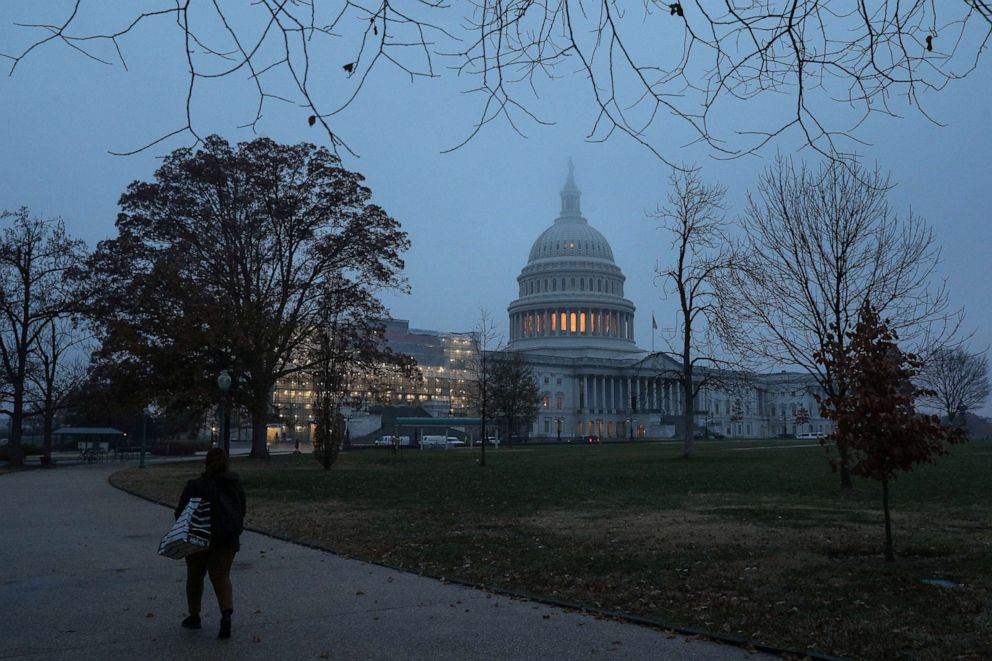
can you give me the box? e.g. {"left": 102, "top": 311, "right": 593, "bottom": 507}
{"left": 916, "top": 347, "right": 990, "bottom": 420}
{"left": 649, "top": 167, "right": 739, "bottom": 458}
{"left": 3, "top": 3, "right": 990, "bottom": 161}
{"left": 311, "top": 281, "right": 417, "bottom": 470}
{"left": 467, "top": 309, "right": 500, "bottom": 467}
{"left": 0, "top": 208, "right": 87, "bottom": 465}
{"left": 720, "top": 156, "right": 959, "bottom": 487}
{"left": 26, "top": 315, "right": 92, "bottom": 464}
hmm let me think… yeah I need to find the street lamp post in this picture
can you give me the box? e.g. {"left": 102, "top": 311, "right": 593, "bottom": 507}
{"left": 139, "top": 407, "right": 148, "bottom": 469}
{"left": 556, "top": 417, "right": 562, "bottom": 443}
{"left": 218, "top": 370, "right": 232, "bottom": 454}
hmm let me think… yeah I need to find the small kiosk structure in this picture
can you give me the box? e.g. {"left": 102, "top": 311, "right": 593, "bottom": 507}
{"left": 53, "top": 427, "right": 127, "bottom": 462}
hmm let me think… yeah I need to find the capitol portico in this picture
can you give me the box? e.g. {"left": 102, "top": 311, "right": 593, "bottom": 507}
{"left": 507, "top": 163, "right": 832, "bottom": 440}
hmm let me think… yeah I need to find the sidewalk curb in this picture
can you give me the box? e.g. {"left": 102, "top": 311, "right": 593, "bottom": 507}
{"left": 109, "top": 469, "right": 848, "bottom": 661}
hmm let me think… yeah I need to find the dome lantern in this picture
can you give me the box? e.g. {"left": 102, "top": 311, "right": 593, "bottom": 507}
{"left": 560, "top": 157, "right": 581, "bottom": 217}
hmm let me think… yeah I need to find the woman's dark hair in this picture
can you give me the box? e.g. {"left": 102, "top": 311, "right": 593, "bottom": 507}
{"left": 204, "top": 448, "right": 229, "bottom": 476}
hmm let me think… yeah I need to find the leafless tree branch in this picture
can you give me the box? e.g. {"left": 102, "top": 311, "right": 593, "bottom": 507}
{"left": 3, "top": 2, "right": 989, "bottom": 159}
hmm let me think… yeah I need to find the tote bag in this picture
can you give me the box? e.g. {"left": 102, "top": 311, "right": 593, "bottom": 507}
{"left": 158, "top": 496, "right": 211, "bottom": 559}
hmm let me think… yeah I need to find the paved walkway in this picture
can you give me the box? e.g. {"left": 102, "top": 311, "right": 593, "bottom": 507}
{"left": 0, "top": 465, "right": 773, "bottom": 660}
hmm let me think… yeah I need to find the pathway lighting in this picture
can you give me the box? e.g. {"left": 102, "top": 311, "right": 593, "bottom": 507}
{"left": 218, "top": 370, "right": 231, "bottom": 453}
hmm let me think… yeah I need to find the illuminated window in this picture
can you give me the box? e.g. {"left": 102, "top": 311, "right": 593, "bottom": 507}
{"left": 570, "top": 312, "right": 577, "bottom": 333}
{"left": 542, "top": 395, "right": 549, "bottom": 409}
{"left": 551, "top": 312, "right": 557, "bottom": 332}
{"left": 560, "top": 312, "right": 566, "bottom": 332}
{"left": 590, "top": 313, "right": 596, "bottom": 334}
{"left": 579, "top": 312, "right": 586, "bottom": 333}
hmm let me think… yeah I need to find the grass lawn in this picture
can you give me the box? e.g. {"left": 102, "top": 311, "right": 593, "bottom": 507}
{"left": 113, "top": 439, "right": 992, "bottom": 660}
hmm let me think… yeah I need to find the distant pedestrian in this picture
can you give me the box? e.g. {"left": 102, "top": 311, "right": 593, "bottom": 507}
{"left": 174, "top": 448, "right": 247, "bottom": 639}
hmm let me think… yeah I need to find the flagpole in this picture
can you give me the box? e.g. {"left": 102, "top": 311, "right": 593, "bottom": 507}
{"left": 651, "top": 313, "right": 656, "bottom": 353}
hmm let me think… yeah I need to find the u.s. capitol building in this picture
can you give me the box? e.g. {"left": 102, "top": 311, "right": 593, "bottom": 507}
{"left": 505, "top": 164, "right": 831, "bottom": 440}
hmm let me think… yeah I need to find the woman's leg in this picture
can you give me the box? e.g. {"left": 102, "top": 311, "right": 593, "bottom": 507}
{"left": 206, "top": 547, "right": 237, "bottom": 612}
{"left": 185, "top": 552, "right": 209, "bottom": 616}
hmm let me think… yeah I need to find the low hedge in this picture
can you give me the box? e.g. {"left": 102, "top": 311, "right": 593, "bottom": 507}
{"left": 0, "top": 444, "right": 43, "bottom": 461}
{"left": 148, "top": 439, "right": 212, "bottom": 456}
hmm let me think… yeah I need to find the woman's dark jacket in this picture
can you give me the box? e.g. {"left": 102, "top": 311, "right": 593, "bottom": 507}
{"left": 175, "top": 471, "right": 247, "bottom": 551}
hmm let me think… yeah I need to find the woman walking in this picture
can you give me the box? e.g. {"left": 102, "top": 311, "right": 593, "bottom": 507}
{"left": 175, "top": 448, "right": 246, "bottom": 639}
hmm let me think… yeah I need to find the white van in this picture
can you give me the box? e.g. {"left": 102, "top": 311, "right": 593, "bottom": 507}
{"left": 420, "top": 435, "right": 448, "bottom": 448}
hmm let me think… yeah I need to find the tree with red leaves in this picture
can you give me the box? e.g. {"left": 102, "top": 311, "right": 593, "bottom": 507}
{"left": 816, "top": 301, "right": 965, "bottom": 561}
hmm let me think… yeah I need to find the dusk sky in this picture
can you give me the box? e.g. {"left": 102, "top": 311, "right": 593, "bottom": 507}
{"left": 2, "top": 3, "right": 990, "bottom": 414}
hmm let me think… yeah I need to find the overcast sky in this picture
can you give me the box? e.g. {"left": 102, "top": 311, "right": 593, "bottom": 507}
{"left": 2, "top": 3, "right": 990, "bottom": 414}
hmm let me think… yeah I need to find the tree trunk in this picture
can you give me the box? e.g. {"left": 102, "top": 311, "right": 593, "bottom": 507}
{"left": 681, "top": 317, "right": 694, "bottom": 458}
{"left": 250, "top": 391, "right": 269, "bottom": 458}
{"left": 8, "top": 380, "right": 25, "bottom": 466}
{"left": 479, "top": 410, "right": 487, "bottom": 467}
{"left": 838, "top": 443, "right": 853, "bottom": 489}
{"left": 882, "top": 476, "right": 894, "bottom": 562}
{"left": 682, "top": 378, "right": 694, "bottom": 459}
{"left": 42, "top": 398, "right": 54, "bottom": 466}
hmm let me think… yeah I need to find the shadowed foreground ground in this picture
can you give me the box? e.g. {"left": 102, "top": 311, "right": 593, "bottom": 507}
{"left": 113, "top": 439, "right": 992, "bottom": 660}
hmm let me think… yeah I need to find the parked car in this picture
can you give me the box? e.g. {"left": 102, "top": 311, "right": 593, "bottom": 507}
{"left": 446, "top": 436, "right": 466, "bottom": 447}
{"left": 795, "top": 432, "right": 827, "bottom": 440}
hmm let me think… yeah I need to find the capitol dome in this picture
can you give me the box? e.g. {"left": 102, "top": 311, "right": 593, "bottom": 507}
{"left": 507, "top": 162, "right": 639, "bottom": 355}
